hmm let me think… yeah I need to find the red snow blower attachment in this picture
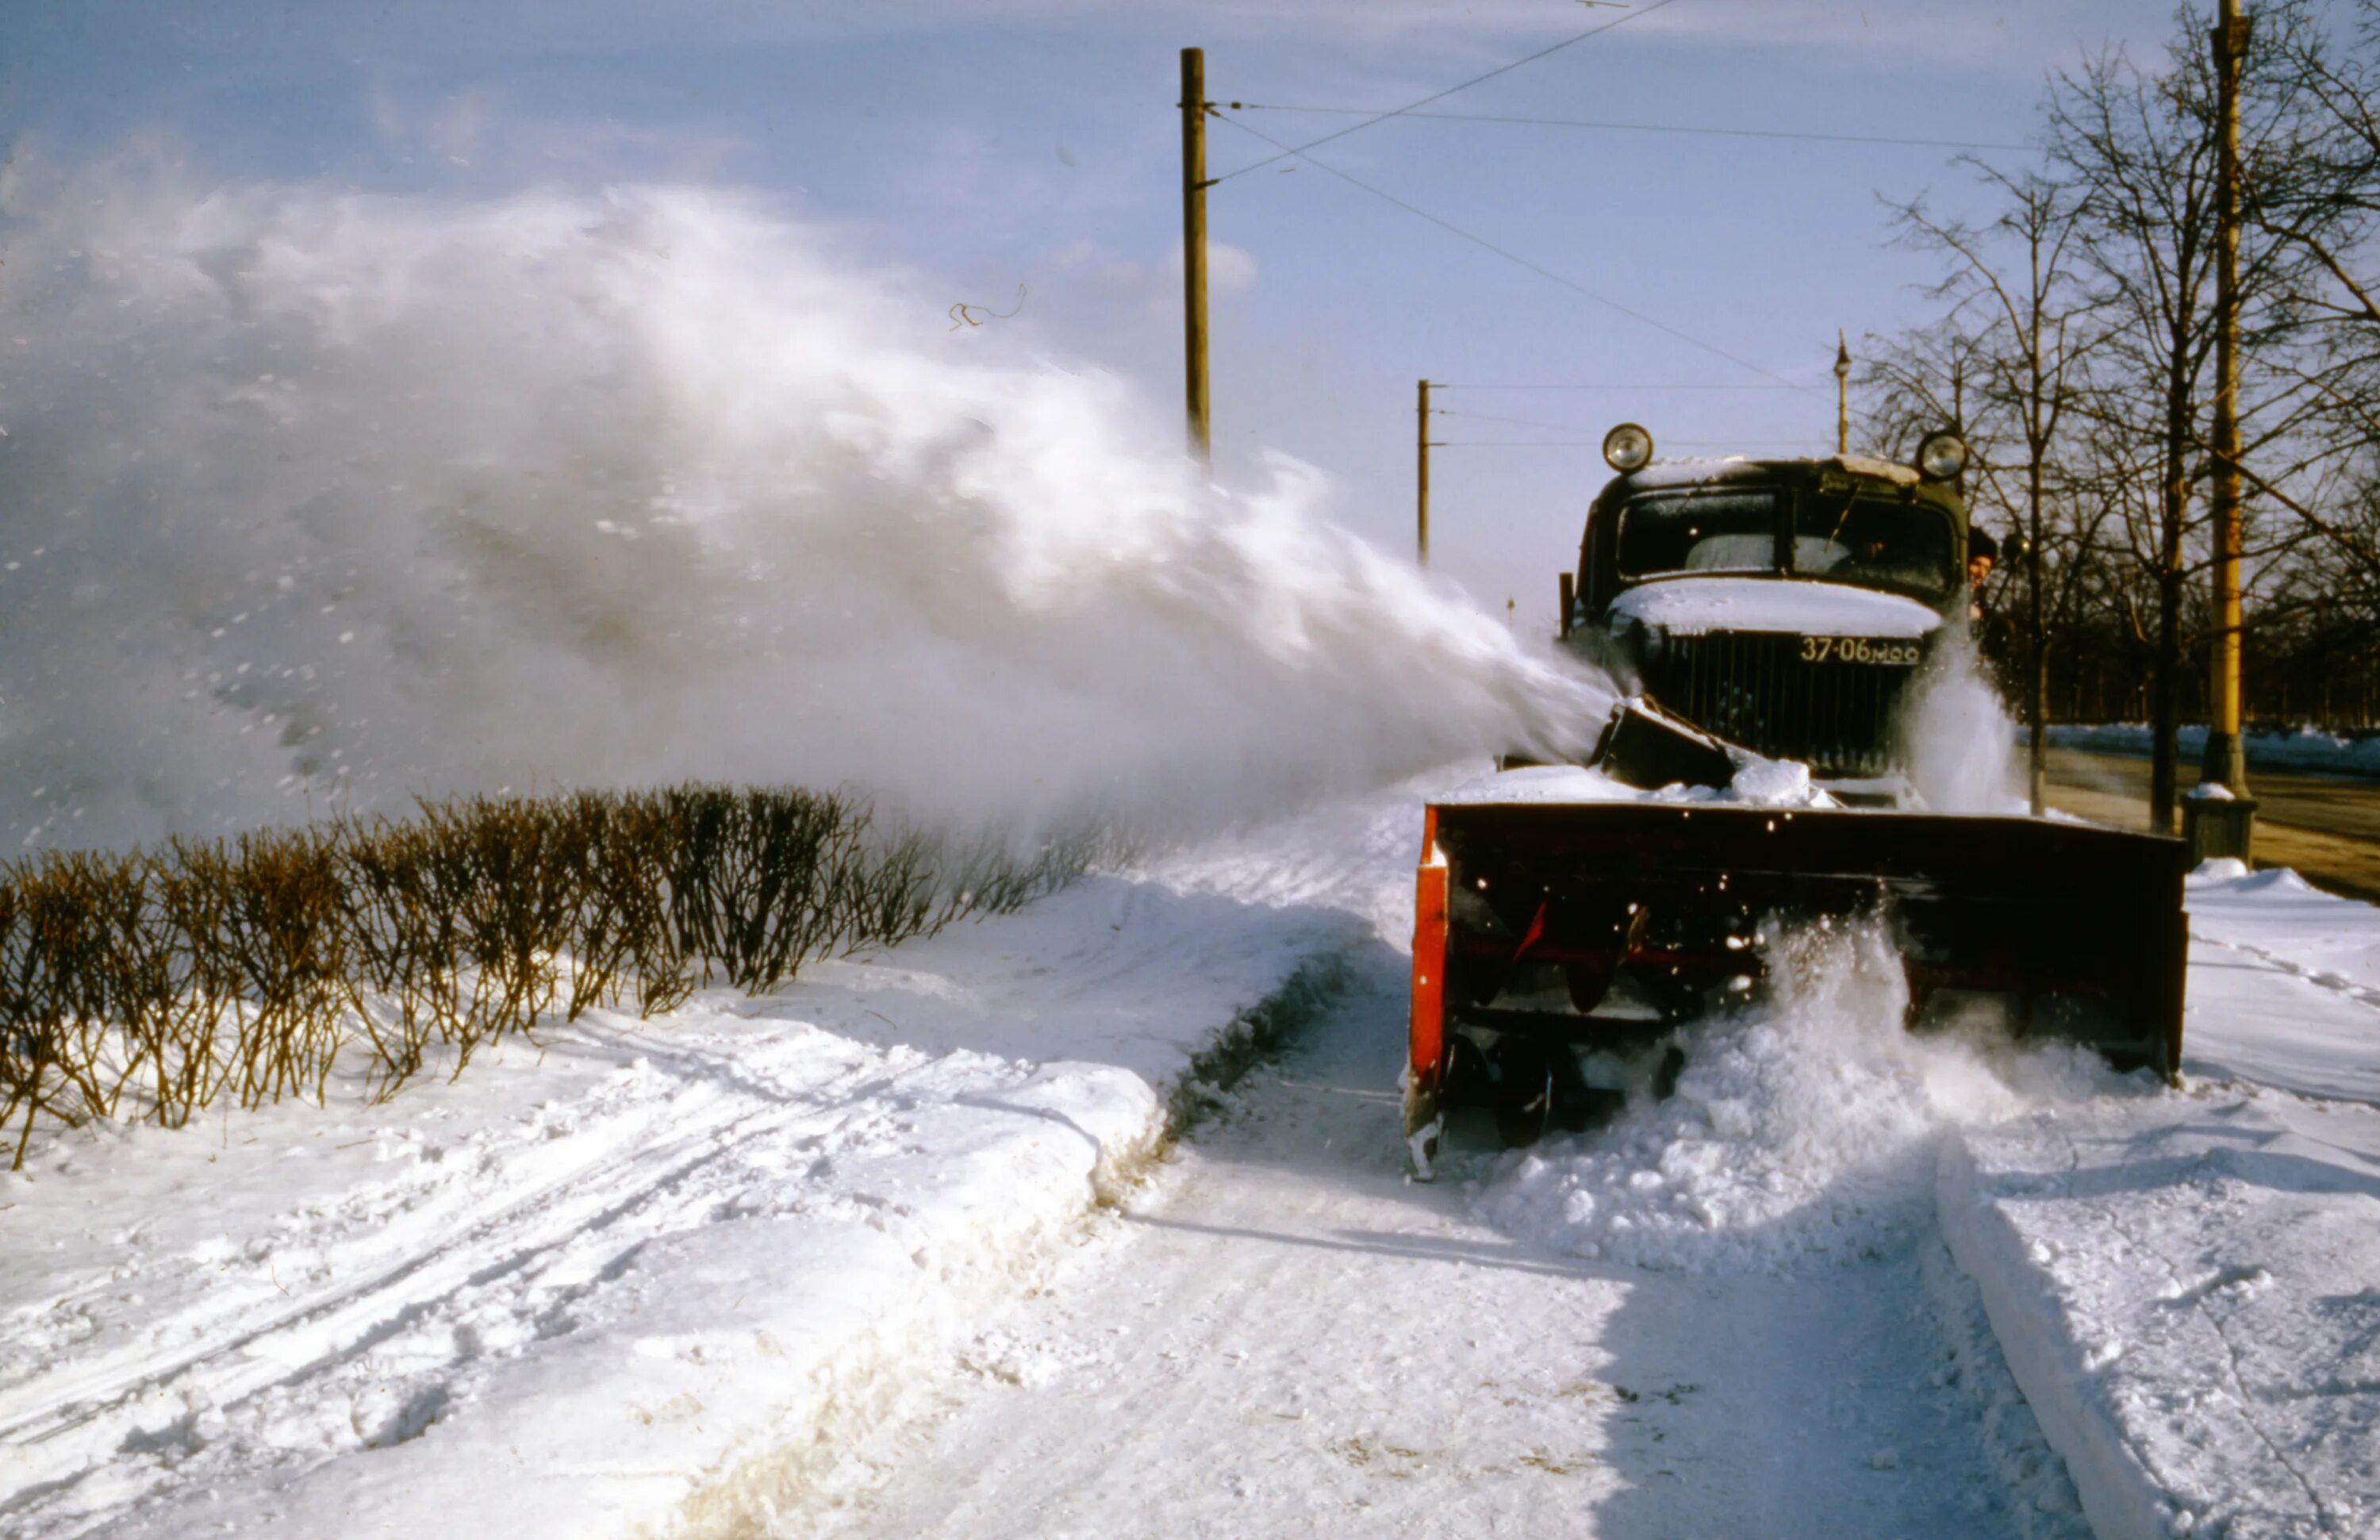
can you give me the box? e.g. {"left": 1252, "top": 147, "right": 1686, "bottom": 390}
{"left": 1402, "top": 790, "right": 2188, "bottom": 1173}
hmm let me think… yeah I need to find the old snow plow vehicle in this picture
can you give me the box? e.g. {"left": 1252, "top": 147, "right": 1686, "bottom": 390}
{"left": 1402, "top": 426, "right": 2188, "bottom": 1175}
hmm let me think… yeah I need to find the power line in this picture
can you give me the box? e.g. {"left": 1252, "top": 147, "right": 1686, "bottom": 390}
{"left": 1206, "top": 0, "right": 1683, "bottom": 186}
{"left": 1441, "top": 409, "right": 1623, "bottom": 432}
{"left": 1443, "top": 409, "right": 1821, "bottom": 433}
{"left": 1439, "top": 382, "right": 1802, "bottom": 390}
{"left": 1441, "top": 438, "right": 1822, "bottom": 447}
{"left": 1227, "top": 104, "right": 2033, "bottom": 154}
{"left": 1210, "top": 111, "right": 1815, "bottom": 392}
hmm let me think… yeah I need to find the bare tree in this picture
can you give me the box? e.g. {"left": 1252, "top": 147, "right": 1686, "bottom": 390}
{"left": 2251, "top": 0, "right": 2380, "bottom": 336}
{"left": 1885, "top": 166, "right": 2106, "bottom": 812}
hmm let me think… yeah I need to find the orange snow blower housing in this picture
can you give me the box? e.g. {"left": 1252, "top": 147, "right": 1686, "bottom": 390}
{"left": 1401, "top": 428, "right": 2190, "bottom": 1173}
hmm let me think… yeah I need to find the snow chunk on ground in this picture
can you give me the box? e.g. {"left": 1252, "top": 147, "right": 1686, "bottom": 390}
{"left": 1473, "top": 923, "right": 2142, "bottom": 1273}
{"left": 1939, "top": 1086, "right": 2380, "bottom": 1540}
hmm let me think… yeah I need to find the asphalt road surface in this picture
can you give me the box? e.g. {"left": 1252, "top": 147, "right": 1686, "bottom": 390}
{"left": 2038, "top": 745, "right": 2380, "bottom": 902}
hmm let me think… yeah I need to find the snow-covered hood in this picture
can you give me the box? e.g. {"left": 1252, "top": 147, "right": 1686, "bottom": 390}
{"left": 1606, "top": 577, "right": 1944, "bottom": 640}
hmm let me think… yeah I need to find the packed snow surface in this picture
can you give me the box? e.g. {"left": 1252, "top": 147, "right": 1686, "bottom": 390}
{"left": 1939, "top": 852, "right": 2380, "bottom": 1540}
{"left": 6, "top": 773, "right": 2378, "bottom": 1539}
{"left": 802, "top": 970, "right": 2090, "bottom": 1540}
{"left": 2184, "top": 862, "right": 2380, "bottom": 1105}
{"left": 1942, "top": 1090, "right": 2380, "bottom": 1540}
{"left": 1604, "top": 575, "right": 1944, "bottom": 639}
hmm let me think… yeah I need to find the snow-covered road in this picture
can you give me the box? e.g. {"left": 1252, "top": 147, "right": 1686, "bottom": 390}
{"left": 791, "top": 965, "right": 2082, "bottom": 1540}
{"left": 8, "top": 776, "right": 2378, "bottom": 1539}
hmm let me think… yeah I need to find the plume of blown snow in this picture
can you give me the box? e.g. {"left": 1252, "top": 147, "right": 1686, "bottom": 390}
{"left": 1897, "top": 624, "right": 2020, "bottom": 813}
{"left": 0, "top": 165, "right": 1610, "bottom": 850}
{"left": 1475, "top": 920, "right": 2140, "bottom": 1273}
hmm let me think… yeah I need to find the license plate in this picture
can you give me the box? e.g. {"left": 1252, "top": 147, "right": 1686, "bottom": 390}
{"left": 1798, "top": 636, "right": 1919, "bottom": 666}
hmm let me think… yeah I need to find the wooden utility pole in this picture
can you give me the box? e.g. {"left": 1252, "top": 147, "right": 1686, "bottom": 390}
{"left": 1180, "top": 48, "right": 1211, "bottom": 469}
{"left": 1416, "top": 378, "right": 1434, "bottom": 565}
{"left": 2202, "top": 0, "right": 2251, "bottom": 799}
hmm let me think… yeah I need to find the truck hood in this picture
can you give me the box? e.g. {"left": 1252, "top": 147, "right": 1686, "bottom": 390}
{"left": 1606, "top": 576, "right": 1944, "bottom": 640}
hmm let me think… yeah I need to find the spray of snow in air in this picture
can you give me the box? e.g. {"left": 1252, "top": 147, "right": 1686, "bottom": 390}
{"left": 0, "top": 168, "right": 1610, "bottom": 851}
{"left": 1898, "top": 625, "right": 2020, "bottom": 813}
{"left": 1476, "top": 920, "right": 2143, "bottom": 1273}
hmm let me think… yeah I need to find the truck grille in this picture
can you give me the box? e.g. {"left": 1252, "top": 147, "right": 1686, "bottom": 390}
{"left": 1646, "top": 632, "right": 1918, "bottom": 777}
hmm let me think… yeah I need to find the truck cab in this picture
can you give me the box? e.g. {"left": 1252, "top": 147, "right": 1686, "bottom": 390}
{"left": 1564, "top": 428, "right": 1975, "bottom": 795}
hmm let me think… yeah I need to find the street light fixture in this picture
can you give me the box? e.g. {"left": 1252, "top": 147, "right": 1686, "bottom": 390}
{"left": 1833, "top": 331, "right": 1851, "bottom": 455}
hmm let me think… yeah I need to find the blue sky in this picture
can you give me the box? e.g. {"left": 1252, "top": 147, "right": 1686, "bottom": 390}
{"left": 3, "top": 0, "right": 2190, "bottom": 632}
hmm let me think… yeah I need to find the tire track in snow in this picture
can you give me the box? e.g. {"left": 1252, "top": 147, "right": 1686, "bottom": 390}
{"left": 2191, "top": 928, "right": 2380, "bottom": 1016}
{"left": 0, "top": 1035, "right": 936, "bottom": 1526}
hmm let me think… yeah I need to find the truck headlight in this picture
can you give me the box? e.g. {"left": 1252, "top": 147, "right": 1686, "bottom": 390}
{"left": 1916, "top": 429, "right": 1969, "bottom": 481}
{"left": 1603, "top": 422, "right": 1654, "bottom": 473}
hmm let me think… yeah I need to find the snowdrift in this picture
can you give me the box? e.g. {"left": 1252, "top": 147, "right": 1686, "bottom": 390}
{"left": 1940, "top": 1090, "right": 2380, "bottom": 1540}
{"left": 2048, "top": 724, "right": 2380, "bottom": 781}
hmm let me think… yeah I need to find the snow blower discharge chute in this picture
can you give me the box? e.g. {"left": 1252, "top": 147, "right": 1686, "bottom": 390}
{"left": 1402, "top": 427, "right": 2190, "bottom": 1177}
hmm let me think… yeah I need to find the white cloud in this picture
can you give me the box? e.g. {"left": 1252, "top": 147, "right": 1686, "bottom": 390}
{"left": 1055, "top": 237, "right": 1259, "bottom": 302}
{"left": 1168, "top": 238, "right": 1259, "bottom": 295}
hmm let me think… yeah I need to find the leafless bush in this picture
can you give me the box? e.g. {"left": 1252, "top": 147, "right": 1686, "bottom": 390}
{"left": 0, "top": 785, "right": 1107, "bottom": 1168}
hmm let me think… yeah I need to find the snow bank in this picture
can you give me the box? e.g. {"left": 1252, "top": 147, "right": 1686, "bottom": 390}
{"left": 1916, "top": 1236, "right": 2094, "bottom": 1540}
{"left": 1938, "top": 1088, "right": 2380, "bottom": 1540}
{"left": 2048, "top": 724, "right": 2380, "bottom": 780}
{"left": 0, "top": 811, "right": 1382, "bottom": 1539}
{"left": 1473, "top": 922, "right": 2138, "bottom": 1273}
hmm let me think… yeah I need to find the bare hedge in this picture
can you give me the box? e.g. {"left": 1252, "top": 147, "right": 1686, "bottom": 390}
{"left": 0, "top": 786, "right": 1100, "bottom": 1168}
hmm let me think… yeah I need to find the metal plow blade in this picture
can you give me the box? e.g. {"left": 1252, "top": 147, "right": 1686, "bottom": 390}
{"left": 1402, "top": 801, "right": 2187, "bottom": 1173}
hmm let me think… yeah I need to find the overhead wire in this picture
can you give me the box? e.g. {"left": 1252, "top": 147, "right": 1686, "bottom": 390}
{"left": 1440, "top": 409, "right": 1624, "bottom": 432}
{"left": 1209, "top": 110, "right": 1817, "bottom": 392}
{"left": 1226, "top": 105, "right": 2035, "bottom": 154}
{"left": 1440, "top": 438, "right": 1823, "bottom": 447}
{"left": 1439, "top": 382, "right": 1802, "bottom": 391}
{"left": 1203, "top": 0, "right": 1684, "bottom": 186}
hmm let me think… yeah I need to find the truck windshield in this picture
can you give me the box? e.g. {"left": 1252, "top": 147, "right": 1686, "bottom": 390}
{"left": 1613, "top": 491, "right": 1778, "bottom": 578}
{"left": 1791, "top": 497, "right": 1956, "bottom": 601}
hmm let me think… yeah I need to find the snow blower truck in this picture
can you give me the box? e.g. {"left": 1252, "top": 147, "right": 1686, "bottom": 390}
{"left": 1402, "top": 425, "right": 2189, "bottom": 1175}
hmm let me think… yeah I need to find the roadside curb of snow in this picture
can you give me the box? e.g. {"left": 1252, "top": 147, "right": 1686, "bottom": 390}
{"left": 1939, "top": 1130, "right": 2182, "bottom": 1540}
{"left": 1162, "top": 952, "right": 1353, "bottom": 1143}
{"left": 1914, "top": 1234, "right": 2092, "bottom": 1539}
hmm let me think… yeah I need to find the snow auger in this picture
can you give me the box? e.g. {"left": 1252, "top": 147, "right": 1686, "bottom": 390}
{"left": 1401, "top": 428, "right": 2191, "bottom": 1175}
